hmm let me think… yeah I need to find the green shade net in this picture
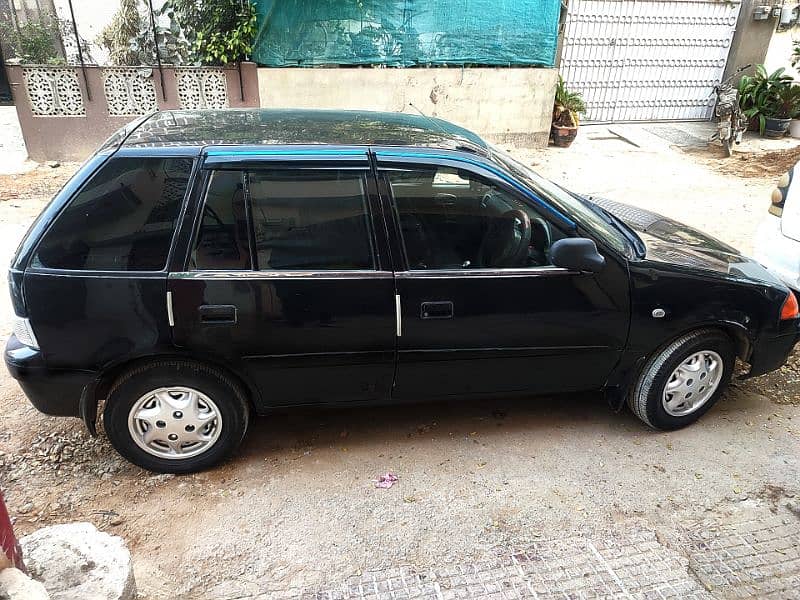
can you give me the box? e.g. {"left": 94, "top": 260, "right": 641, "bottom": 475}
{"left": 252, "top": 0, "right": 559, "bottom": 68}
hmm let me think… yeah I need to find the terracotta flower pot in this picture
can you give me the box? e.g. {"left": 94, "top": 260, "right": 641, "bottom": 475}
{"left": 551, "top": 125, "right": 578, "bottom": 148}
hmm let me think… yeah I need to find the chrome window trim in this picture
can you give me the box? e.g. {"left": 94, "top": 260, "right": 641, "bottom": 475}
{"left": 169, "top": 269, "right": 393, "bottom": 280}
{"left": 25, "top": 268, "right": 168, "bottom": 278}
{"left": 31, "top": 267, "right": 570, "bottom": 280}
{"left": 395, "top": 267, "right": 574, "bottom": 279}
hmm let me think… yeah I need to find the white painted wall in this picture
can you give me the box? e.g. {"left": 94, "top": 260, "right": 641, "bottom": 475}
{"left": 52, "top": 0, "right": 119, "bottom": 65}
{"left": 765, "top": 29, "right": 800, "bottom": 80}
{"left": 257, "top": 67, "right": 558, "bottom": 146}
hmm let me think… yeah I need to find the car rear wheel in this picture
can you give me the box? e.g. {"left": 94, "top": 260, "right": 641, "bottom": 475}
{"left": 104, "top": 361, "right": 250, "bottom": 473}
{"left": 628, "top": 329, "right": 735, "bottom": 430}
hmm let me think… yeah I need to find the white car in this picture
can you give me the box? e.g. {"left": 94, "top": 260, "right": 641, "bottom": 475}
{"left": 755, "top": 166, "right": 800, "bottom": 292}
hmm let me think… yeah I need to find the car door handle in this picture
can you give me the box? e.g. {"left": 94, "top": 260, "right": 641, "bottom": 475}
{"left": 421, "top": 301, "right": 454, "bottom": 319}
{"left": 198, "top": 304, "right": 237, "bottom": 325}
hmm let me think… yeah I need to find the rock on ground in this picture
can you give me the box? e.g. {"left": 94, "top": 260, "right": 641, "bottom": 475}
{"left": 20, "top": 523, "right": 135, "bottom": 600}
{"left": 0, "top": 567, "right": 50, "bottom": 599}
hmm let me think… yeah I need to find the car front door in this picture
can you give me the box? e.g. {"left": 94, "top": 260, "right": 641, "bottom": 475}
{"left": 168, "top": 148, "right": 397, "bottom": 407}
{"left": 376, "top": 150, "right": 631, "bottom": 400}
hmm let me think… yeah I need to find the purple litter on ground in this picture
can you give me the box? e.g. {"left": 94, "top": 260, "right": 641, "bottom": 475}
{"left": 375, "top": 472, "right": 399, "bottom": 488}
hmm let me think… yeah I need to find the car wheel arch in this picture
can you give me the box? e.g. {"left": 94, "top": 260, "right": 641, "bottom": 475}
{"left": 81, "top": 354, "right": 260, "bottom": 436}
{"left": 607, "top": 322, "right": 747, "bottom": 413}
{"left": 715, "top": 321, "right": 752, "bottom": 362}
{"left": 649, "top": 322, "right": 749, "bottom": 365}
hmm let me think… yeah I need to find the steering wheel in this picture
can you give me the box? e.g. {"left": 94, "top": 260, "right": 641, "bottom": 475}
{"left": 529, "top": 216, "right": 552, "bottom": 266}
{"left": 480, "top": 209, "right": 532, "bottom": 267}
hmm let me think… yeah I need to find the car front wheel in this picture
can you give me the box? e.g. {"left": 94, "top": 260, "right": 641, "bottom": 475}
{"left": 103, "top": 361, "right": 250, "bottom": 473}
{"left": 628, "top": 329, "right": 735, "bottom": 430}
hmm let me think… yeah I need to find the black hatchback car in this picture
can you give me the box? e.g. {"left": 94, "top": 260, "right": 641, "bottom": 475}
{"left": 6, "top": 109, "right": 799, "bottom": 473}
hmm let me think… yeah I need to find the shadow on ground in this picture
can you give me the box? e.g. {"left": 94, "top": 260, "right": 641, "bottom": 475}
{"left": 235, "top": 391, "right": 639, "bottom": 466}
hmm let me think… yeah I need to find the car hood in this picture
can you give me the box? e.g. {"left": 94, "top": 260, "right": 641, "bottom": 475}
{"left": 586, "top": 197, "right": 786, "bottom": 287}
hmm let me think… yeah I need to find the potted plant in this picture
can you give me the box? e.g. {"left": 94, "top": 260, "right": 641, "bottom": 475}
{"left": 763, "top": 83, "right": 800, "bottom": 138}
{"left": 551, "top": 77, "right": 586, "bottom": 148}
{"left": 739, "top": 66, "right": 795, "bottom": 136}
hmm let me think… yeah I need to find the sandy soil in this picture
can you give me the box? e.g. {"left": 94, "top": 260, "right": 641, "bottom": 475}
{"left": 683, "top": 144, "right": 800, "bottom": 179}
{"left": 0, "top": 138, "right": 798, "bottom": 599}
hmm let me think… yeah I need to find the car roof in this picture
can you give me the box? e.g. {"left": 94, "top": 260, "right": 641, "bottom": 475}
{"left": 118, "top": 108, "right": 490, "bottom": 154}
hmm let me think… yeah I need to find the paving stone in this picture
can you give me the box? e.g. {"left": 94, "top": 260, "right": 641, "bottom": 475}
{"left": 216, "top": 514, "right": 800, "bottom": 600}
{"left": 685, "top": 515, "right": 800, "bottom": 599}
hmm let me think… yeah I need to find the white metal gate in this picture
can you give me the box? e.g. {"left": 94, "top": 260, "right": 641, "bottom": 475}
{"left": 559, "top": 0, "right": 741, "bottom": 122}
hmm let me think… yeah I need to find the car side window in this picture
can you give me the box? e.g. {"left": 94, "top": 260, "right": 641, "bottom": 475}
{"left": 249, "top": 169, "right": 374, "bottom": 271}
{"left": 32, "top": 157, "right": 192, "bottom": 271}
{"left": 192, "top": 170, "right": 251, "bottom": 270}
{"left": 386, "top": 167, "right": 566, "bottom": 270}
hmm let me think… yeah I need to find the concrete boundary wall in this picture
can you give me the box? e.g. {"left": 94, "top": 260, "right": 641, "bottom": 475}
{"left": 257, "top": 68, "right": 558, "bottom": 147}
{"left": 724, "top": 0, "right": 778, "bottom": 82}
{"left": 5, "top": 62, "right": 260, "bottom": 162}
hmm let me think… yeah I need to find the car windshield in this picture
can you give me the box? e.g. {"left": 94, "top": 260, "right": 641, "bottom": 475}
{"left": 488, "top": 145, "right": 634, "bottom": 257}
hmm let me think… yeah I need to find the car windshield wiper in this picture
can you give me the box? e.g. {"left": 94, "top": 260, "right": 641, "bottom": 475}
{"left": 573, "top": 194, "right": 647, "bottom": 258}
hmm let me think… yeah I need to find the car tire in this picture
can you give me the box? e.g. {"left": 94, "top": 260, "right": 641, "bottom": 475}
{"left": 628, "top": 329, "right": 735, "bottom": 430}
{"left": 103, "top": 360, "right": 250, "bottom": 473}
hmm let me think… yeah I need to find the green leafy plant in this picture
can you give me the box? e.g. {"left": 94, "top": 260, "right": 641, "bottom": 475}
{"left": 739, "top": 65, "right": 794, "bottom": 134}
{"left": 164, "top": 0, "right": 257, "bottom": 65}
{"left": 553, "top": 76, "right": 586, "bottom": 128}
{"left": 765, "top": 84, "right": 800, "bottom": 120}
{"left": 0, "top": 12, "right": 63, "bottom": 64}
{"left": 98, "top": 0, "right": 188, "bottom": 65}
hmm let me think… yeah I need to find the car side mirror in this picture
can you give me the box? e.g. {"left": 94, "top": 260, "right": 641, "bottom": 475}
{"left": 549, "top": 238, "right": 606, "bottom": 273}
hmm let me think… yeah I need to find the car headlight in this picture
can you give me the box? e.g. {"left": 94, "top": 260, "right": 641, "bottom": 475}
{"left": 12, "top": 315, "right": 39, "bottom": 349}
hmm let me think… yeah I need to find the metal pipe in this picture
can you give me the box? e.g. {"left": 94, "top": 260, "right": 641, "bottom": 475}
{"left": 237, "top": 0, "right": 246, "bottom": 101}
{"left": 8, "top": 0, "right": 22, "bottom": 43}
{"left": 66, "top": 0, "right": 90, "bottom": 100}
{"left": 237, "top": 60, "right": 244, "bottom": 102}
{"left": 147, "top": 0, "right": 167, "bottom": 101}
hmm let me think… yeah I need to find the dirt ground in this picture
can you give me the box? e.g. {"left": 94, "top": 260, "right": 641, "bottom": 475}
{"left": 0, "top": 130, "right": 799, "bottom": 599}
{"left": 683, "top": 144, "right": 800, "bottom": 179}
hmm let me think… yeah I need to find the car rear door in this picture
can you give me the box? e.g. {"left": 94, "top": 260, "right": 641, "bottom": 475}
{"left": 375, "top": 149, "right": 631, "bottom": 400}
{"left": 167, "top": 147, "right": 397, "bottom": 408}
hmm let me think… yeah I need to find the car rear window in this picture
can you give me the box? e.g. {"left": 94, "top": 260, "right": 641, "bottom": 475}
{"left": 32, "top": 157, "right": 193, "bottom": 271}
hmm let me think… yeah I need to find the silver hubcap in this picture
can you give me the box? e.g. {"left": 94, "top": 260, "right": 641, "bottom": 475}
{"left": 128, "top": 387, "right": 222, "bottom": 460}
{"left": 662, "top": 350, "right": 723, "bottom": 416}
